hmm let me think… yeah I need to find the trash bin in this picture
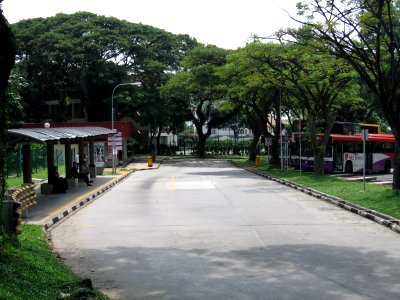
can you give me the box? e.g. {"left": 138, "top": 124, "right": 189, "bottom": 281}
{"left": 147, "top": 155, "right": 153, "bottom": 167}
{"left": 255, "top": 156, "right": 261, "bottom": 167}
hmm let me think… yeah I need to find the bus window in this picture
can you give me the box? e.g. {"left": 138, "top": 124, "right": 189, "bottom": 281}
{"left": 343, "top": 142, "right": 354, "bottom": 152}
{"left": 374, "top": 142, "right": 383, "bottom": 153}
{"left": 384, "top": 142, "right": 395, "bottom": 152}
{"left": 354, "top": 142, "right": 362, "bottom": 153}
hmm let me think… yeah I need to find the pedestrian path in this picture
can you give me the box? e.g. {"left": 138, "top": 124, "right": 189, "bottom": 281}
{"left": 25, "top": 175, "right": 119, "bottom": 226}
{"left": 23, "top": 156, "right": 160, "bottom": 229}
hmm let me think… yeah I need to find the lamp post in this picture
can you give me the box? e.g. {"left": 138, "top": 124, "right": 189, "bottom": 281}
{"left": 111, "top": 82, "right": 141, "bottom": 174}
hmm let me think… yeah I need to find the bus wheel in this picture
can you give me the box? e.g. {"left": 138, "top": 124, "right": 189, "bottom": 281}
{"left": 345, "top": 161, "right": 353, "bottom": 173}
{"left": 384, "top": 160, "right": 391, "bottom": 173}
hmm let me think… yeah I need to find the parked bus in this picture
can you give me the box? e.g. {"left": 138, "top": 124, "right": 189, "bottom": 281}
{"left": 290, "top": 121, "right": 394, "bottom": 173}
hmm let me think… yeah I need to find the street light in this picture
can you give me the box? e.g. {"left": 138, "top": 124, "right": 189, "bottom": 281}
{"left": 111, "top": 82, "right": 141, "bottom": 174}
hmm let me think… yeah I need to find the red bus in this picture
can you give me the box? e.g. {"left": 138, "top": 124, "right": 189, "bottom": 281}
{"left": 290, "top": 122, "right": 394, "bottom": 173}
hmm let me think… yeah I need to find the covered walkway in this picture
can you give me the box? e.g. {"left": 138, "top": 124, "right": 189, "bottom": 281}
{"left": 8, "top": 126, "right": 114, "bottom": 190}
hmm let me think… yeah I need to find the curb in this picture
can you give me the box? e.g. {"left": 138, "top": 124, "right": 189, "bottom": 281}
{"left": 44, "top": 170, "right": 134, "bottom": 231}
{"left": 229, "top": 160, "right": 400, "bottom": 235}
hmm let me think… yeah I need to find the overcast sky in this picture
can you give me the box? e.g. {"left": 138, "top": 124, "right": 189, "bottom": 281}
{"left": 2, "top": 0, "right": 301, "bottom": 49}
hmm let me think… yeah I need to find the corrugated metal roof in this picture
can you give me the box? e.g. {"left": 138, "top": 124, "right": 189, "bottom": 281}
{"left": 8, "top": 126, "right": 115, "bottom": 143}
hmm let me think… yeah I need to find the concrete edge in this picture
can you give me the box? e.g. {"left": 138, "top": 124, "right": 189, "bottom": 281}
{"left": 43, "top": 170, "right": 135, "bottom": 232}
{"left": 229, "top": 160, "right": 400, "bottom": 235}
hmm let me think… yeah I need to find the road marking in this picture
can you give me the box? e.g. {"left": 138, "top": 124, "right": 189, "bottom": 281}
{"left": 167, "top": 180, "right": 215, "bottom": 190}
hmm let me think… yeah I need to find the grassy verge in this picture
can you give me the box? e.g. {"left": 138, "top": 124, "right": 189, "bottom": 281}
{"left": 6, "top": 165, "right": 66, "bottom": 189}
{"left": 0, "top": 225, "right": 109, "bottom": 300}
{"left": 102, "top": 168, "right": 133, "bottom": 176}
{"left": 235, "top": 159, "right": 400, "bottom": 220}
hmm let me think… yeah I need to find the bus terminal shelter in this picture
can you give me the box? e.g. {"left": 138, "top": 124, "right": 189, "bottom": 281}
{"left": 8, "top": 126, "right": 114, "bottom": 193}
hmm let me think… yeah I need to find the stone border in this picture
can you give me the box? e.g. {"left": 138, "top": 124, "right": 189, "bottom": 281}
{"left": 229, "top": 160, "right": 400, "bottom": 234}
{"left": 44, "top": 171, "right": 134, "bottom": 231}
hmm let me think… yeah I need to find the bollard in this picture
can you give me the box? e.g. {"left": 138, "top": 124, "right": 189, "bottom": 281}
{"left": 255, "top": 156, "right": 261, "bottom": 167}
{"left": 147, "top": 155, "right": 153, "bottom": 167}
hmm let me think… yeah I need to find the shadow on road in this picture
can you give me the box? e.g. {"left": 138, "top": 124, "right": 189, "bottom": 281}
{"left": 56, "top": 243, "right": 400, "bottom": 299}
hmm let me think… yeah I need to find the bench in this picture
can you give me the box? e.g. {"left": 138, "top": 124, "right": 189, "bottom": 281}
{"left": 40, "top": 183, "right": 54, "bottom": 194}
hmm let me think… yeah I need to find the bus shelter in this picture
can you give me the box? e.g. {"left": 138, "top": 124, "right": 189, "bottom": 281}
{"left": 8, "top": 126, "right": 114, "bottom": 186}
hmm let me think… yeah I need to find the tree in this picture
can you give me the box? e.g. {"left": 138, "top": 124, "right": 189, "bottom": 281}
{"left": 0, "top": 0, "right": 16, "bottom": 236}
{"left": 295, "top": 0, "right": 400, "bottom": 186}
{"left": 11, "top": 12, "right": 198, "bottom": 127}
{"left": 220, "top": 43, "right": 286, "bottom": 163}
{"left": 255, "top": 30, "right": 357, "bottom": 175}
{"left": 161, "top": 45, "right": 241, "bottom": 158}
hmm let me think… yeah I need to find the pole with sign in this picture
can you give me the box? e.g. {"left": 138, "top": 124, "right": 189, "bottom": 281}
{"left": 362, "top": 129, "right": 369, "bottom": 191}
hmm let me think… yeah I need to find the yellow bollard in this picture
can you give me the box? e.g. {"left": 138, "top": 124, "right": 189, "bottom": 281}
{"left": 255, "top": 156, "right": 261, "bottom": 167}
{"left": 147, "top": 155, "right": 153, "bottom": 167}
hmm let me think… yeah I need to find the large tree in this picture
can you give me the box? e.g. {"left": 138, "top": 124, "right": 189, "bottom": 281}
{"left": 295, "top": 0, "right": 400, "bottom": 186}
{"left": 219, "top": 43, "right": 284, "bottom": 163}
{"left": 0, "top": 0, "right": 16, "bottom": 233}
{"left": 160, "top": 45, "right": 241, "bottom": 157}
{"left": 11, "top": 12, "right": 198, "bottom": 125}
{"left": 255, "top": 32, "right": 357, "bottom": 175}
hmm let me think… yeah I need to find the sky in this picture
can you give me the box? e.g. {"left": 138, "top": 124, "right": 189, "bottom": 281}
{"left": 2, "top": 0, "right": 301, "bottom": 50}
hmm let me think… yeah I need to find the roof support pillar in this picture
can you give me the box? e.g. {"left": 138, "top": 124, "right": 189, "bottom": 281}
{"left": 78, "top": 138, "right": 84, "bottom": 172}
{"left": 89, "top": 137, "right": 95, "bottom": 166}
{"left": 22, "top": 143, "right": 32, "bottom": 184}
{"left": 47, "top": 141, "right": 55, "bottom": 184}
{"left": 65, "top": 139, "right": 72, "bottom": 179}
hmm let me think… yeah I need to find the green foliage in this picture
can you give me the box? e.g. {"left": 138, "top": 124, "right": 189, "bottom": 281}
{"left": 6, "top": 165, "right": 66, "bottom": 189}
{"left": 11, "top": 12, "right": 198, "bottom": 123}
{"left": 161, "top": 45, "right": 241, "bottom": 157}
{"left": 1, "top": 3, "right": 17, "bottom": 241}
{"left": 0, "top": 224, "right": 109, "bottom": 299}
{"left": 296, "top": 0, "right": 400, "bottom": 188}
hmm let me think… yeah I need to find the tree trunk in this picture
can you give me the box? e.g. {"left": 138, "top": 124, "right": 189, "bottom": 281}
{"left": 248, "top": 127, "right": 261, "bottom": 162}
{"left": 193, "top": 121, "right": 208, "bottom": 158}
{"left": 0, "top": 7, "right": 16, "bottom": 216}
{"left": 307, "top": 112, "right": 325, "bottom": 176}
{"left": 386, "top": 114, "right": 400, "bottom": 190}
{"left": 393, "top": 141, "right": 400, "bottom": 191}
{"left": 197, "top": 134, "right": 207, "bottom": 158}
{"left": 156, "top": 123, "right": 162, "bottom": 155}
{"left": 314, "top": 147, "right": 325, "bottom": 176}
{"left": 270, "top": 91, "right": 281, "bottom": 166}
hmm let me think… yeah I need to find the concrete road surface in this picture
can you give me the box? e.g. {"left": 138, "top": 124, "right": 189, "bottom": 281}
{"left": 51, "top": 159, "right": 400, "bottom": 299}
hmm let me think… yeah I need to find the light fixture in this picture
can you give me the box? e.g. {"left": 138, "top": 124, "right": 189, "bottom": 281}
{"left": 111, "top": 82, "right": 141, "bottom": 174}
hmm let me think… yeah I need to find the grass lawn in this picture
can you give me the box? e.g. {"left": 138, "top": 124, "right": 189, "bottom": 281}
{"left": 235, "top": 159, "right": 400, "bottom": 220}
{"left": 0, "top": 225, "right": 109, "bottom": 300}
{"left": 102, "top": 168, "right": 133, "bottom": 176}
{"left": 6, "top": 165, "right": 66, "bottom": 189}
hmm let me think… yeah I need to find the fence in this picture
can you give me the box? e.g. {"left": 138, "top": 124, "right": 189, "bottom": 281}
{"left": 6, "top": 145, "right": 64, "bottom": 178}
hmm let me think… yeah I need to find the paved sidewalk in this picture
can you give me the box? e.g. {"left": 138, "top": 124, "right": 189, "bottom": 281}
{"left": 24, "top": 156, "right": 160, "bottom": 230}
{"left": 25, "top": 175, "right": 119, "bottom": 226}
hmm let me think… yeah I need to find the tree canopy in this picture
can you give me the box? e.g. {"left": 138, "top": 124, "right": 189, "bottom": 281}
{"left": 160, "top": 45, "right": 242, "bottom": 157}
{"left": 295, "top": 0, "right": 400, "bottom": 186}
{"left": 0, "top": 0, "right": 16, "bottom": 240}
{"left": 11, "top": 11, "right": 198, "bottom": 123}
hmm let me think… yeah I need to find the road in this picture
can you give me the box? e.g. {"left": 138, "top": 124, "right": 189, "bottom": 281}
{"left": 51, "top": 159, "right": 400, "bottom": 299}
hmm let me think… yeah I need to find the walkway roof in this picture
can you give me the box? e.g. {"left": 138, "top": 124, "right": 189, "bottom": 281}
{"left": 8, "top": 126, "right": 115, "bottom": 145}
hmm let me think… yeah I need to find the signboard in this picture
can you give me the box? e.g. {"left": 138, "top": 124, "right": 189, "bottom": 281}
{"left": 108, "top": 132, "right": 123, "bottom": 150}
{"left": 361, "top": 129, "right": 369, "bottom": 141}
